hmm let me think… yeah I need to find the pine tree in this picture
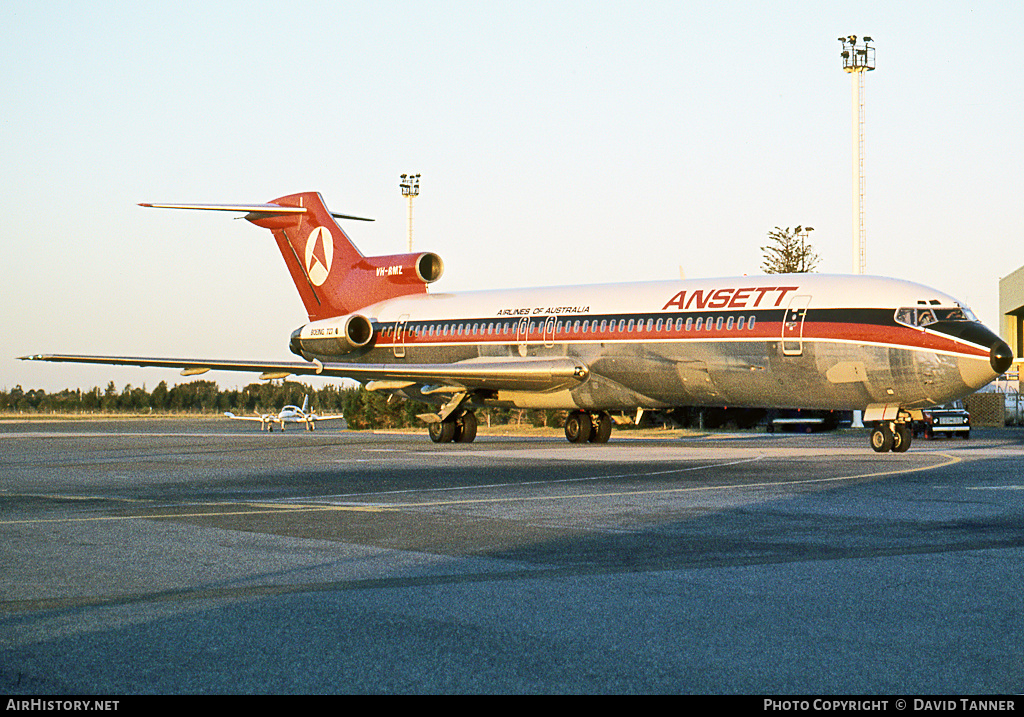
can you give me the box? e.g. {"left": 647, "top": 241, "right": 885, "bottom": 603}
{"left": 760, "top": 226, "right": 819, "bottom": 274}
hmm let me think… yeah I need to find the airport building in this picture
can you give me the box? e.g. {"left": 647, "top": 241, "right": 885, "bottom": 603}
{"left": 1000, "top": 264, "right": 1024, "bottom": 363}
{"left": 986, "top": 265, "right": 1024, "bottom": 426}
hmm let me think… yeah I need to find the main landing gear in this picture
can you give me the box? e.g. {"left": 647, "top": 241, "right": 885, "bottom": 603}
{"left": 428, "top": 409, "right": 478, "bottom": 444}
{"left": 564, "top": 410, "right": 613, "bottom": 444}
{"left": 869, "top": 420, "right": 912, "bottom": 453}
{"left": 427, "top": 409, "right": 614, "bottom": 444}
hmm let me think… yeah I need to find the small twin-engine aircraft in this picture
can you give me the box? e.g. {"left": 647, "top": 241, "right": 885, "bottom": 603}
{"left": 21, "top": 191, "right": 1012, "bottom": 452}
{"left": 224, "top": 395, "right": 345, "bottom": 431}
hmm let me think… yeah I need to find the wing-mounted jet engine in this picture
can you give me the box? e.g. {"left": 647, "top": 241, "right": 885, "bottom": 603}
{"left": 289, "top": 313, "right": 375, "bottom": 359}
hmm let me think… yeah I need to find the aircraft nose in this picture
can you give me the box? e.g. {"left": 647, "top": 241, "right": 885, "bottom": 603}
{"left": 990, "top": 339, "right": 1013, "bottom": 375}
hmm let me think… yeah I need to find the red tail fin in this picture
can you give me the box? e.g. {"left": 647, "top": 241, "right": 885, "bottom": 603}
{"left": 143, "top": 192, "right": 443, "bottom": 321}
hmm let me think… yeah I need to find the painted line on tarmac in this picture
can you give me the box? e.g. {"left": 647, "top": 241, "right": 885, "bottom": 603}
{"left": 284, "top": 454, "right": 769, "bottom": 504}
{"left": 292, "top": 451, "right": 962, "bottom": 507}
{"left": 0, "top": 453, "right": 961, "bottom": 526}
{"left": 380, "top": 452, "right": 963, "bottom": 509}
{"left": 0, "top": 501, "right": 388, "bottom": 526}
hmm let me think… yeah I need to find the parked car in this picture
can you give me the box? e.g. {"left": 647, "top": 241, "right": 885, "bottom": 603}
{"left": 913, "top": 400, "right": 970, "bottom": 439}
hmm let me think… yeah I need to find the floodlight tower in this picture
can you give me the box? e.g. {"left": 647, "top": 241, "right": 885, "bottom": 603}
{"left": 839, "top": 35, "right": 875, "bottom": 274}
{"left": 399, "top": 173, "right": 420, "bottom": 252}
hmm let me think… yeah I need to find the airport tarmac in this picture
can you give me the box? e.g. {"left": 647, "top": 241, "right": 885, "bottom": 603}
{"left": 1, "top": 419, "right": 1022, "bottom": 694}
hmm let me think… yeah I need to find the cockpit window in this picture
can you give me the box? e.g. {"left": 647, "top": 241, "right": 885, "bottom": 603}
{"left": 934, "top": 307, "right": 973, "bottom": 322}
{"left": 895, "top": 306, "right": 976, "bottom": 328}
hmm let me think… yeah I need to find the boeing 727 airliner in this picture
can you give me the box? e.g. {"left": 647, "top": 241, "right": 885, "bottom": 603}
{"left": 21, "top": 191, "right": 1013, "bottom": 452}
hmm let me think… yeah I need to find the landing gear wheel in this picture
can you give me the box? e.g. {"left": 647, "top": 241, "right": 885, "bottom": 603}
{"left": 564, "top": 410, "right": 593, "bottom": 443}
{"left": 428, "top": 419, "right": 456, "bottom": 444}
{"left": 588, "top": 411, "right": 612, "bottom": 443}
{"left": 454, "top": 410, "right": 477, "bottom": 443}
{"left": 892, "top": 424, "right": 912, "bottom": 453}
{"left": 870, "top": 423, "right": 894, "bottom": 453}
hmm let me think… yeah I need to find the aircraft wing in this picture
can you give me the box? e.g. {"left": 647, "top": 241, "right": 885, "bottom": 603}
{"left": 19, "top": 354, "right": 590, "bottom": 393}
{"left": 223, "top": 412, "right": 268, "bottom": 421}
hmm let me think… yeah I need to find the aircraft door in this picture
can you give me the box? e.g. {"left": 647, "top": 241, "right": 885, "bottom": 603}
{"left": 543, "top": 316, "right": 557, "bottom": 348}
{"left": 516, "top": 316, "right": 531, "bottom": 357}
{"left": 781, "top": 295, "right": 811, "bottom": 356}
{"left": 393, "top": 314, "right": 410, "bottom": 358}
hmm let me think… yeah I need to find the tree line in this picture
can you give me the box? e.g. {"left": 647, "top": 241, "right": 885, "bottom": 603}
{"left": 0, "top": 380, "right": 564, "bottom": 429}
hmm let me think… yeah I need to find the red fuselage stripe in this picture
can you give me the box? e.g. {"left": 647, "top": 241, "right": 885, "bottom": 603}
{"left": 369, "top": 314, "right": 989, "bottom": 359}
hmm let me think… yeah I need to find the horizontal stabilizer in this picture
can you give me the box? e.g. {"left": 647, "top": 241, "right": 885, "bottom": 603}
{"left": 139, "top": 202, "right": 373, "bottom": 221}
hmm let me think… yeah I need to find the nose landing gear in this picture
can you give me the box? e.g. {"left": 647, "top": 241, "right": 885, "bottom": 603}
{"left": 870, "top": 419, "right": 912, "bottom": 453}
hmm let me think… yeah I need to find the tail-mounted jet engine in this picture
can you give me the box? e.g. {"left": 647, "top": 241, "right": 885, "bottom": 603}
{"left": 361, "top": 251, "right": 444, "bottom": 286}
{"left": 290, "top": 313, "right": 374, "bottom": 359}
{"left": 289, "top": 250, "right": 443, "bottom": 359}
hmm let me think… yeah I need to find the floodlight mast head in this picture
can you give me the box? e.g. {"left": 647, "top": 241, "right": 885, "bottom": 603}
{"left": 840, "top": 35, "right": 875, "bottom": 72}
{"left": 399, "top": 173, "right": 421, "bottom": 198}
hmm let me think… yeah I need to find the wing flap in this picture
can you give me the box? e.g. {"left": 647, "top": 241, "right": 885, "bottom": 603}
{"left": 19, "top": 355, "right": 590, "bottom": 393}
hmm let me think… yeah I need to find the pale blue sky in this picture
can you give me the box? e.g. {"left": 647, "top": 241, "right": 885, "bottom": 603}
{"left": 3, "top": 1, "right": 1021, "bottom": 392}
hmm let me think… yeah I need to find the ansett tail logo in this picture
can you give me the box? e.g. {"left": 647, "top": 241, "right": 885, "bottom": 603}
{"left": 304, "top": 227, "right": 333, "bottom": 286}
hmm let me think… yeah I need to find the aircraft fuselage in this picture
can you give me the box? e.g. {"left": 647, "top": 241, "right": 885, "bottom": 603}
{"left": 290, "top": 273, "right": 1009, "bottom": 415}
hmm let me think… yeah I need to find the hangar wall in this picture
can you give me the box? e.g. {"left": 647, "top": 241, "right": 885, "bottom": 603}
{"left": 999, "top": 265, "right": 1024, "bottom": 361}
